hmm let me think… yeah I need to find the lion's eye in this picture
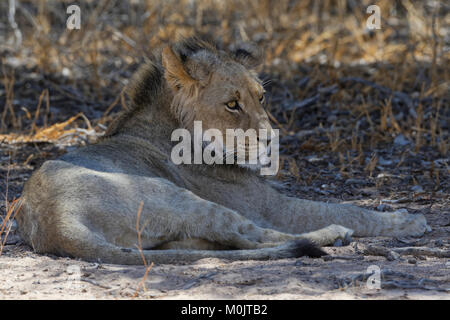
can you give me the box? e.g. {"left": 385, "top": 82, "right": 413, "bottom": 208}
{"left": 259, "top": 94, "right": 265, "bottom": 104}
{"left": 225, "top": 100, "right": 240, "bottom": 112}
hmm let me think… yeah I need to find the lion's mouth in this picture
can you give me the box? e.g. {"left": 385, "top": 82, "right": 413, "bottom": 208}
{"left": 222, "top": 142, "right": 272, "bottom": 166}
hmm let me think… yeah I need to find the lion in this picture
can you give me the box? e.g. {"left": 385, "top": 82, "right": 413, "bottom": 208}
{"left": 16, "top": 37, "right": 428, "bottom": 264}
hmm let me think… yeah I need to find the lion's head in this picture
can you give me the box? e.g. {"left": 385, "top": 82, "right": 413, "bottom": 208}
{"left": 161, "top": 37, "right": 276, "bottom": 169}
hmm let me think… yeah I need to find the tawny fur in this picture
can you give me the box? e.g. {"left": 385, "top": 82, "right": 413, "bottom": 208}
{"left": 16, "top": 37, "right": 428, "bottom": 264}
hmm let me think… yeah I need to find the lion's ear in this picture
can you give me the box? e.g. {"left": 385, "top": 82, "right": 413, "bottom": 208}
{"left": 231, "top": 42, "right": 263, "bottom": 70}
{"left": 184, "top": 50, "right": 216, "bottom": 86}
{"left": 162, "top": 46, "right": 195, "bottom": 91}
{"left": 162, "top": 45, "right": 215, "bottom": 90}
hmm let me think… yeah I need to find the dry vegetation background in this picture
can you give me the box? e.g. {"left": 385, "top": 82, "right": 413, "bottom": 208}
{"left": 0, "top": 0, "right": 449, "bottom": 299}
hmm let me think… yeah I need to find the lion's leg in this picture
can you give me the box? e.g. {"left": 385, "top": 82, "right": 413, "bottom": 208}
{"left": 77, "top": 181, "right": 332, "bottom": 260}
{"left": 137, "top": 194, "right": 298, "bottom": 250}
{"left": 152, "top": 222, "right": 354, "bottom": 248}
{"left": 45, "top": 214, "right": 324, "bottom": 264}
{"left": 133, "top": 182, "right": 354, "bottom": 248}
{"left": 79, "top": 175, "right": 310, "bottom": 250}
{"left": 266, "top": 196, "right": 428, "bottom": 238}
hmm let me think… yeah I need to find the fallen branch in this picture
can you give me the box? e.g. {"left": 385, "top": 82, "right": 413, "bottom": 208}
{"left": 382, "top": 280, "right": 449, "bottom": 292}
{"left": 337, "top": 269, "right": 449, "bottom": 292}
{"left": 363, "top": 245, "right": 400, "bottom": 261}
{"left": 182, "top": 271, "right": 218, "bottom": 290}
{"left": 363, "top": 245, "right": 450, "bottom": 259}
{"left": 80, "top": 278, "right": 112, "bottom": 290}
{"left": 391, "top": 247, "right": 450, "bottom": 258}
{"left": 323, "top": 255, "right": 364, "bottom": 261}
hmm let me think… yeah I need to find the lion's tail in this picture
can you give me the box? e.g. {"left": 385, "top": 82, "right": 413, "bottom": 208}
{"left": 71, "top": 239, "right": 326, "bottom": 265}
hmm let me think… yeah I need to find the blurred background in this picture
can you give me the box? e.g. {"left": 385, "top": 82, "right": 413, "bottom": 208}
{"left": 0, "top": 0, "right": 448, "bottom": 205}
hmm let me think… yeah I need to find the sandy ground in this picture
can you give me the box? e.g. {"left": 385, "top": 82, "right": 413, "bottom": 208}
{"left": 1, "top": 213, "right": 448, "bottom": 300}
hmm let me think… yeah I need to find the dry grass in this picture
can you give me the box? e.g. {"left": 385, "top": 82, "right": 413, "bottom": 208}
{"left": 0, "top": 163, "right": 23, "bottom": 256}
{"left": 0, "top": 198, "right": 22, "bottom": 256}
{"left": 133, "top": 201, "right": 154, "bottom": 297}
{"left": 0, "top": 1, "right": 447, "bottom": 154}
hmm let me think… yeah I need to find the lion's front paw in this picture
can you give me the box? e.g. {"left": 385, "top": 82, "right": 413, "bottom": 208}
{"left": 300, "top": 224, "right": 354, "bottom": 246}
{"left": 391, "top": 211, "right": 429, "bottom": 237}
{"left": 327, "top": 224, "right": 354, "bottom": 239}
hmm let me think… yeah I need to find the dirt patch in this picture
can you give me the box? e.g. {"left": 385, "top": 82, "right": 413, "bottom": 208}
{"left": 1, "top": 234, "right": 448, "bottom": 299}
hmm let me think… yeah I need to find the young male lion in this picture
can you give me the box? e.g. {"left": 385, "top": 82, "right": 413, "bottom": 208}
{"left": 16, "top": 37, "right": 428, "bottom": 264}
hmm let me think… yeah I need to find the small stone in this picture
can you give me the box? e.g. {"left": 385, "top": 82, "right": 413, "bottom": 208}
{"left": 408, "top": 258, "right": 417, "bottom": 264}
{"left": 62, "top": 67, "right": 72, "bottom": 77}
{"left": 387, "top": 251, "right": 400, "bottom": 261}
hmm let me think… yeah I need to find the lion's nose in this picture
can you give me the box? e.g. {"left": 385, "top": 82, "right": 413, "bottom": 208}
{"left": 257, "top": 135, "right": 270, "bottom": 143}
{"left": 257, "top": 125, "right": 274, "bottom": 143}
